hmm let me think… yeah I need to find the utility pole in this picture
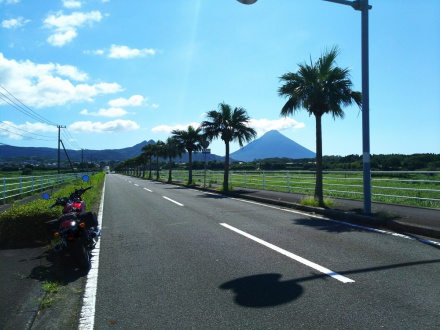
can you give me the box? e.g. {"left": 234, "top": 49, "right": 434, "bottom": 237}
{"left": 57, "top": 125, "right": 66, "bottom": 174}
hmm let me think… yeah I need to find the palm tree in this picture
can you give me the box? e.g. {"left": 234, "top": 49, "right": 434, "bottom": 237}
{"left": 172, "top": 125, "right": 204, "bottom": 185}
{"left": 201, "top": 102, "right": 257, "bottom": 191}
{"left": 278, "top": 46, "right": 362, "bottom": 207}
{"left": 162, "top": 137, "right": 185, "bottom": 183}
{"left": 153, "top": 140, "right": 165, "bottom": 180}
{"left": 142, "top": 143, "right": 155, "bottom": 179}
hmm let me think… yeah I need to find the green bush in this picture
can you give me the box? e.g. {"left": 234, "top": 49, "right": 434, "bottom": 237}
{"left": 0, "top": 173, "right": 104, "bottom": 248}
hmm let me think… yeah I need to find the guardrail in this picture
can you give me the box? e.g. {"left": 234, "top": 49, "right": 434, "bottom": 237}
{"left": 1, "top": 173, "right": 92, "bottom": 205}
{"left": 162, "top": 170, "right": 440, "bottom": 208}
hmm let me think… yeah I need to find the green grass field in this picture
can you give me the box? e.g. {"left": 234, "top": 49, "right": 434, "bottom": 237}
{"left": 167, "top": 170, "right": 440, "bottom": 209}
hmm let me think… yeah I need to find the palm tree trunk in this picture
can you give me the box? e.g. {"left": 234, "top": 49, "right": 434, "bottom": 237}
{"left": 315, "top": 114, "right": 324, "bottom": 206}
{"left": 168, "top": 157, "right": 172, "bottom": 183}
{"left": 224, "top": 141, "right": 230, "bottom": 191}
{"left": 148, "top": 156, "right": 152, "bottom": 179}
{"left": 188, "top": 150, "right": 193, "bottom": 184}
{"left": 156, "top": 156, "right": 159, "bottom": 180}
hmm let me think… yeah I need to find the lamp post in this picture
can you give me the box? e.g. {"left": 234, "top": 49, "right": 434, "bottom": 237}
{"left": 236, "top": 0, "right": 372, "bottom": 214}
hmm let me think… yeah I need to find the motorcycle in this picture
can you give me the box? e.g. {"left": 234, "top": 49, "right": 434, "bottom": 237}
{"left": 43, "top": 175, "right": 100, "bottom": 270}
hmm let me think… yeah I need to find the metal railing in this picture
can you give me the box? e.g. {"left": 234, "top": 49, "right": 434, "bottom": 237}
{"left": 162, "top": 170, "right": 440, "bottom": 208}
{"left": 1, "top": 173, "right": 91, "bottom": 205}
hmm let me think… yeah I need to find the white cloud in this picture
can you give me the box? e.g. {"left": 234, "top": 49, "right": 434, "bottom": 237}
{"left": 0, "top": 53, "right": 123, "bottom": 108}
{"left": 108, "top": 45, "right": 156, "bottom": 59}
{"left": 249, "top": 117, "right": 305, "bottom": 136}
{"left": 108, "top": 95, "right": 145, "bottom": 107}
{"left": 62, "top": 0, "right": 81, "bottom": 9}
{"left": 151, "top": 122, "right": 201, "bottom": 134}
{"left": 80, "top": 107, "right": 128, "bottom": 117}
{"left": 55, "top": 64, "right": 88, "bottom": 81}
{"left": 0, "top": 121, "right": 57, "bottom": 140}
{"left": 69, "top": 120, "right": 140, "bottom": 133}
{"left": 44, "top": 11, "right": 102, "bottom": 46}
{"left": 1, "top": 17, "right": 30, "bottom": 29}
{"left": 0, "top": 0, "right": 21, "bottom": 4}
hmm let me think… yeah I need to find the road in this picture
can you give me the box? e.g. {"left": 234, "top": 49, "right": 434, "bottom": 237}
{"left": 88, "top": 174, "right": 440, "bottom": 329}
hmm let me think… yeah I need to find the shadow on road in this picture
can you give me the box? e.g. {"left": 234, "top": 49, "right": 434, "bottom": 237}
{"left": 219, "top": 273, "right": 303, "bottom": 308}
{"left": 292, "top": 218, "right": 368, "bottom": 234}
{"left": 28, "top": 248, "right": 89, "bottom": 284}
{"left": 220, "top": 260, "right": 440, "bottom": 308}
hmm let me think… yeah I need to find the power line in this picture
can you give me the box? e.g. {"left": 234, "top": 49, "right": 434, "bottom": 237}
{"left": 0, "top": 126, "right": 55, "bottom": 141}
{"left": 0, "top": 121, "right": 57, "bottom": 141}
{"left": 0, "top": 84, "right": 59, "bottom": 127}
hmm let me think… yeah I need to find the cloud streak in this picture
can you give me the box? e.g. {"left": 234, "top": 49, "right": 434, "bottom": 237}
{"left": 44, "top": 10, "right": 102, "bottom": 46}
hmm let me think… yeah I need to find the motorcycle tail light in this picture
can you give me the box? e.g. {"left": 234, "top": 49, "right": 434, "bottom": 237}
{"left": 79, "top": 222, "right": 86, "bottom": 228}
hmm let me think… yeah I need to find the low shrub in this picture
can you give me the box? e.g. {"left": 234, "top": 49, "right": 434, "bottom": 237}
{"left": 0, "top": 173, "right": 104, "bottom": 249}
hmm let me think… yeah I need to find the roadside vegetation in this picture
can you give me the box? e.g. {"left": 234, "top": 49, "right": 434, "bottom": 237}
{"left": 0, "top": 172, "right": 104, "bottom": 249}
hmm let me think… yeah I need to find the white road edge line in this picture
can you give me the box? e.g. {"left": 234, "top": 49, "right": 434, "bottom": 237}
{"left": 220, "top": 223, "right": 355, "bottom": 284}
{"left": 143, "top": 188, "right": 153, "bottom": 192}
{"left": 163, "top": 196, "right": 184, "bottom": 206}
{"left": 78, "top": 178, "right": 105, "bottom": 330}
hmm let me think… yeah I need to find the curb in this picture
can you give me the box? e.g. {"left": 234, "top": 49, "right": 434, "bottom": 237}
{"left": 201, "top": 187, "right": 440, "bottom": 240}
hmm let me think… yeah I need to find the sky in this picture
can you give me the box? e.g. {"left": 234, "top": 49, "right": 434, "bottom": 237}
{"left": 1, "top": 0, "right": 439, "bottom": 159}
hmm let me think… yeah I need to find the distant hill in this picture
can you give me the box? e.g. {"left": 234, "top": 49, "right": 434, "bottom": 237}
{"left": 0, "top": 131, "right": 314, "bottom": 164}
{"left": 0, "top": 141, "right": 225, "bottom": 163}
{"left": 230, "top": 130, "right": 315, "bottom": 162}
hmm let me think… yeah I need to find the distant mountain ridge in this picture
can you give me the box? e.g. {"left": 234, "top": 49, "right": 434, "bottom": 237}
{"left": 230, "top": 130, "right": 315, "bottom": 161}
{"left": 0, "top": 141, "right": 225, "bottom": 163}
{"left": 0, "top": 130, "right": 315, "bottom": 163}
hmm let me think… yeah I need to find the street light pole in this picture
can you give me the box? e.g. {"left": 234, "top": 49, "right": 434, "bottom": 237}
{"left": 325, "top": 0, "right": 372, "bottom": 214}
{"left": 237, "top": 0, "right": 372, "bottom": 214}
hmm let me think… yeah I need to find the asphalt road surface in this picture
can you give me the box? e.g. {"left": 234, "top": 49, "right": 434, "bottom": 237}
{"left": 88, "top": 174, "right": 440, "bottom": 329}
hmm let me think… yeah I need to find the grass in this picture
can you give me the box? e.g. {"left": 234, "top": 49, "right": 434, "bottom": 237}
{"left": 39, "top": 281, "right": 61, "bottom": 309}
{"left": 301, "top": 196, "right": 335, "bottom": 208}
{"left": 165, "top": 170, "right": 440, "bottom": 209}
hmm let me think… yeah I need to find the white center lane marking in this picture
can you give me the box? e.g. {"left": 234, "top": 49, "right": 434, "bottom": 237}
{"left": 134, "top": 184, "right": 139, "bottom": 186}
{"left": 220, "top": 223, "right": 355, "bottom": 284}
{"left": 163, "top": 196, "right": 184, "bottom": 206}
{"left": 143, "top": 188, "right": 153, "bottom": 192}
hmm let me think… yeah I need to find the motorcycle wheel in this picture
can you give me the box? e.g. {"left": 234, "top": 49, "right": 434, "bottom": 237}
{"left": 69, "top": 239, "right": 91, "bottom": 270}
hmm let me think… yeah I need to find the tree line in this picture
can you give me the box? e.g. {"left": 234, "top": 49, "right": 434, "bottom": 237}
{"left": 114, "top": 46, "right": 438, "bottom": 208}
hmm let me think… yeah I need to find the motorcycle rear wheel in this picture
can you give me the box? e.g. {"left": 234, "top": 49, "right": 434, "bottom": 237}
{"left": 68, "top": 239, "right": 91, "bottom": 270}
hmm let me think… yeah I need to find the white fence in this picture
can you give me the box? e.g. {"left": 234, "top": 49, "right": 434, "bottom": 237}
{"left": 164, "top": 170, "right": 440, "bottom": 207}
{"left": 1, "top": 173, "right": 91, "bottom": 204}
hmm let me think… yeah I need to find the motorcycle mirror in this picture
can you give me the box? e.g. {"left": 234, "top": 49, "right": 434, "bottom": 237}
{"left": 82, "top": 175, "right": 90, "bottom": 182}
{"left": 42, "top": 193, "right": 50, "bottom": 200}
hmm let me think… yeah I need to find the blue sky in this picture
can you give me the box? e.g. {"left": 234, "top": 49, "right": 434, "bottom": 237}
{"left": 1, "top": 0, "right": 439, "bottom": 157}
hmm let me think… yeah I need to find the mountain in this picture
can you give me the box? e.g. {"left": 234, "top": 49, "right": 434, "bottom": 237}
{"left": 0, "top": 141, "right": 155, "bottom": 163}
{"left": 0, "top": 141, "right": 225, "bottom": 163}
{"left": 229, "top": 130, "right": 315, "bottom": 162}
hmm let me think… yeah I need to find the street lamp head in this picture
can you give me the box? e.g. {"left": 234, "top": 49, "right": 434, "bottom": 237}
{"left": 237, "top": 0, "right": 257, "bottom": 4}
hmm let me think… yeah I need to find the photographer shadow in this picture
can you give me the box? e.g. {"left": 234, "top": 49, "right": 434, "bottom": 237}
{"left": 219, "top": 273, "right": 303, "bottom": 308}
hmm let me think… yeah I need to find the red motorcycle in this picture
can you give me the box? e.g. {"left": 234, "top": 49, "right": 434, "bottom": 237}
{"left": 44, "top": 175, "right": 100, "bottom": 270}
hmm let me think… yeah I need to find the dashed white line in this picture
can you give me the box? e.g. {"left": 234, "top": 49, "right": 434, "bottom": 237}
{"left": 163, "top": 196, "right": 184, "bottom": 206}
{"left": 143, "top": 188, "right": 153, "bottom": 192}
{"left": 220, "top": 223, "right": 355, "bottom": 284}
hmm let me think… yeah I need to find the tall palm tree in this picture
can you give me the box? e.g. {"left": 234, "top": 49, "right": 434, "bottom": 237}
{"left": 278, "top": 46, "right": 362, "bottom": 206}
{"left": 153, "top": 140, "right": 165, "bottom": 180}
{"left": 142, "top": 143, "right": 155, "bottom": 179}
{"left": 172, "top": 125, "right": 204, "bottom": 185}
{"left": 162, "top": 137, "right": 185, "bottom": 183}
{"left": 201, "top": 102, "right": 257, "bottom": 191}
